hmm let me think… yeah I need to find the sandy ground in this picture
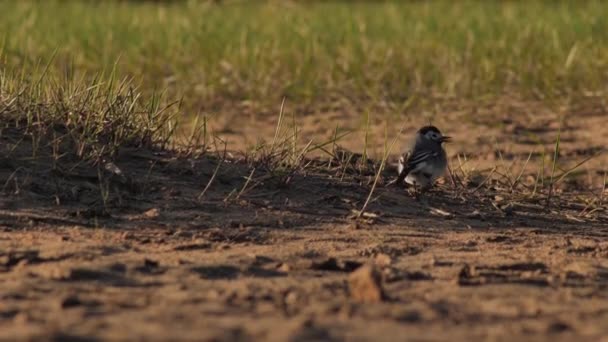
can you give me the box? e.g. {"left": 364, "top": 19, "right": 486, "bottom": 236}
{"left": 1, "top": 99, "right": 608, "bottom": 341}
{"left": 2, "top": 190, "right": 608, "bottom": 341}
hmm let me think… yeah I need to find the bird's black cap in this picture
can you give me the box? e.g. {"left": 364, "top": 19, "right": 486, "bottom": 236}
{"left": 417, "top": 125, "right": 442, "bottom": 135}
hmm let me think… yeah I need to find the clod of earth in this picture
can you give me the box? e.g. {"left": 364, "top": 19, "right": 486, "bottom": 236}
{"left": 348, "top": 264, "right": 386, "bottom": 303}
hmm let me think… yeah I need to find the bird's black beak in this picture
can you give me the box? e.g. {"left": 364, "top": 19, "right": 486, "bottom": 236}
{"left": 440, "top": 136, "right": 452, "bottom": 143}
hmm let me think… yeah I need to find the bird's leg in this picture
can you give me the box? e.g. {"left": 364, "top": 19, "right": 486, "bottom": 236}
{"left": 418, "top": 184, "right": 433, "bottom": 204}
{"left": 415, "top": 184, "right": 425, "bottom": 201}
{"left": 411, "top": 178, "right": 433, "bottom": 201}
{"left": 393, "top": 170, "right": 407, "bottom": 187}
{"left": 389, "top": 169, "right": 408, "bottom": 188}
{"left": 421, "top": 183, "right": 432, "bottom": 194}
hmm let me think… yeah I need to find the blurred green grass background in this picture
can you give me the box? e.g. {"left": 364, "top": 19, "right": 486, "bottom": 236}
{"left": 1, "top": 0, "right": 607, "bottom": 115}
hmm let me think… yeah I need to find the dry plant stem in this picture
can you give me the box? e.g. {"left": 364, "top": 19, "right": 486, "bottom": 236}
{"left": 2, "top": 167, "right": 25, "bottom": 192}
{"left": 236, "top": 167, "right": 256, "bottom": 200}
{"left": 309, "top": 130, "right": 352, "bottom": 157}
{"left": 554, "top": 152, "right": 601, "bottom": 185}
{"left": 197, "top": 141, "right": 227, "bottom": 201}
{"left": 197, "top": 158, "right": 223, "bottom": 201}
{"left": 357, "top": 126, "right": 404, "bottom": 219}
{"left": 512, "top": 152, "right": 533, "bottom": 191}
{"left": 362, "top": 111, "right": 370, "bottom": 167}
{"left": 601, "top": 172, "right": 607, "bottom": 205}
{"left": 271, "top": 97, "right": 286, "bottom": 153}
{"left": 579, "top": 198, "right": 599, "bottom": 217}
{"left": 446, "top": 163, "right": 459, "bottom": 189}
{"left": 548, "top": 115, "right": 564, "bottom": 203}
{"left": 455, "top": 154, "right": 471, "bottom": 178}
{"left": 471, "top": 166, "right": 497, "bottom": 194}
{"left": 340, "top": 154, "right": 355, "bottom": 182}
{"left": 142, "top": 160, "right": 158, "bottom": 194}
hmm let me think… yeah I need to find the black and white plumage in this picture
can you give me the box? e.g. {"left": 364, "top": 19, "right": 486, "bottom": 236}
{"left": 396, "top": 125, "right": 450, "bottom": 190}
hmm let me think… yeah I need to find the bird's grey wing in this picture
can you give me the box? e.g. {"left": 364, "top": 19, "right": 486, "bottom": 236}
{"left": 396, "top": 149, "right": 438, "bottom": 185}
{"left": 405, "top": 150, "right": 438, "bottom": 170}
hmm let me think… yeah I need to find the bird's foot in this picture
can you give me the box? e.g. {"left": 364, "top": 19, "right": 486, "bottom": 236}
{"left": 409, "top": 184, "right": 433, "bottom": 202}
{"left": 407, "top": 186, "right": 420, "bottom": 199}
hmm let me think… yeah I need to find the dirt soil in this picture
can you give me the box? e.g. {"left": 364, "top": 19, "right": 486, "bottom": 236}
{"left": 1, "top": 100, "right": 608, "bottom": 341}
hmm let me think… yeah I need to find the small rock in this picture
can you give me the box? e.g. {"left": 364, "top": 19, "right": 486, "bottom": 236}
{"left": 429, "top": 207, "right": 453, "bottom": 218}
{"left": 466, "top": 210, "right": 482, "bottom": 219}
{"left": 143, "top": 208, "right": 160, "bottom": 219}
{"left": 168, "top": 188, "right": 181, "bottom": 196}
{"left": 348, "top": 264, "right": 386, "bottom": 303}
{"left": 500, "top": 203, "right": 514, "bottom": 216}
{"left": 547, "top": 121, "right": 562, "bottom": 130}
{"left": 104, "top": 162, "right": 123, "bottom": 176}
{"left": 248, "top": 254, "right": 275, "bottom": 265}
{"left": 374, "top": 253, "right": 392, "bottom": 267}
{"left": 173, "top": 230, "right": 193, "bottom": 239}
{"left": 121, "top": 232, "right": 134, "bottom": 240}
{"left": 348, "top": 221, "right": 361, "bottom": 230}
{"left": 108, "top": 263, "right": 127, "bottom": 273}
{"left": 548, "top": 321, "right": 571, "bottom": 333}
{"left": 205, "top": 289, "right": 220, "bottom": 300}
{"left": 60, "top": 295, "right": 83, "bottom": 308}
{"left": 135, "top": 258, "right": 162, "bottom": 274}
{"left": 216, "top": 244, "right": 231, "bottom": 250}
{"left": 312, "top": 258, "right": 362, "bottom": 272}
{"left": 13, "top": 312, "right": 30, "bottom": 324}
{"left": 458, "top": 264, "right": 485, "bottom": 286}
{"left": 459, "top": 264, "right": 477, "bottom": 278}
{"left": 144, "top": 258, "right": 159, "bottom": 268}
{"left": 277, "top": 263, "right": 291, "bottom": 273}
{"left": 284, "top": 291, "right": 298, "bottom": 305}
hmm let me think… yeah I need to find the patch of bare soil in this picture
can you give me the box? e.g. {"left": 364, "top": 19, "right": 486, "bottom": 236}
{"left": 1, "top": 102, "right": 608, "bottom": 341}
{"left": 213, "top": 97, "right": 607, "bottom": 190}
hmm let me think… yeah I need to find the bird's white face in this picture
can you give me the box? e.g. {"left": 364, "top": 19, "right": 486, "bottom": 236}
{"left": 423, "top": 130, "right": 443, "bottom": 142}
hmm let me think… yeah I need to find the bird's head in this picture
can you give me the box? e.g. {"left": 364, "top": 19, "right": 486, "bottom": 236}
{"left": 417, "top": 125, "right": 451, "bottom": 144}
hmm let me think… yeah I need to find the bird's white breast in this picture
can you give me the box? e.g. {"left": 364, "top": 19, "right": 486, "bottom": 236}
{"left": 404, "top": 161, "right": 444, "bottom": 187}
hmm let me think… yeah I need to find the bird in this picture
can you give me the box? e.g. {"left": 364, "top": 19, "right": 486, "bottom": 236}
{"left": 395, "top": 125, "right": 450, "bottom": 192}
